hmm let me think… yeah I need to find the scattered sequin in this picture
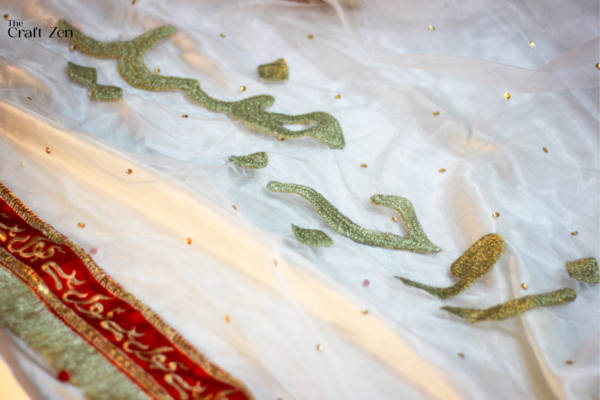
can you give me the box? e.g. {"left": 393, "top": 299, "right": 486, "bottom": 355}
{"left": 566, "top": 258, "right": 599, "bottom": 284}
{"left": 392, "top": 217, "right": 398, "bottom": 222}
{"left": 154, "top": 68, "right": 160, "bottom": 73}
{"left": 442, "top": 288, "right": 576, "bottom": 323}
{"left": 182, "top": 114, "right": 188, "bottom": 118}
{"left": 46, "top": 147, "right": 51, "bottom": 154}
{"left": 458, "top": 353, "right": 465, "bottom": 358}
{"left": 361, "top": 309, "right": 369, "bottom": 315}
{"left": 125, "top": 169, "right": 133, "bottom": 174}
{"left": 361, "top": 164, "right": 367, "bottom": 168}
{"left": 257, "top": 59, "right": 288, "bottom": 81}
{"left": 3, "top": 14, "right": 8, "bottom": 20}
{"left": 230, "top": 152, "right": 269, "bottom": 169}
{"left": 186, "top": 238, "right": 192, "bottom": 245}
{"left": 316, "top": 344, "right": 324, "bottom": 351}
{"left": 267, "top": 182, "right": 441, "bottom": 253}
{"left": 278, "top": 137, "right": 285, "bottom": 141}
{"left": 504, "top": 93, "right": 511, "bottom": 100}
{"left": 232, "top": 205, "right": 237, "bottom": 210}
{"left": 27, "top": 97, "right": 32, "bottom": 100}
{"left": 239, "top": 86, "right": 246, "bottom": 92}
{"left": 273, "top": 260, "right": 277, "bottom": 266}
{"left": 78, "top": 222, "right": 85, "bottom": 228}
{"left": 292, "top": 225, "right": 333, "bottom": 247}
{"left": 220, "top": 33, "right": 226, "bottom": 38}
{"left": 566, "top": 360, "right": 573, "bottom": 365}
{"left": 20, "top": 162, "right": 26, "bottom": 167}
{"left": 571, "top": 231, "right": 578, "bottom": 236}
{"left": 596, "top": 63, "right": 599, "bottom": 70}
{"left": 224, "top": 315, "right": 230, "bottom": 323}
{"left": 70, "top": 45, "right": 76, "bottom": 51}
{"left": 543, "top": 147, "right": 548, "bottom": 153}
{"left": 428, "top": 25, "right": 435, "bottom": 31}
{"left": 131, "top": 0, "right": 135, "bottom": 5}
{"left": 362, "top": 279, "right": 370, "bottom": 287}
{"left": 307, "top": 35, "right": 314, "bottom": 39}
{"left": 521, "top": 283, "right": 528, "bottom": 290}
{"left": 397, "top": 234, "right": 505, "bottom": 299}
{"left": 493, "top": 213, "right": 500, "bottom": 218}
{"left": 57, "top": 370, "right": 70, "bottom": 382}
{"left": 529, "top": 41, "right": 535, "bottom": 48}
{"left": 335, "top": 94, "right": 341, "bottom": 99}
{"left": 433, "top": 111, "right": 439, "bottom": 116}
{"left": 439, "top": 168, "right": 446, "bottom": 172}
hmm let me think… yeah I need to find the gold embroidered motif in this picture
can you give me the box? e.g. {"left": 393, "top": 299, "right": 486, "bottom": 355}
{"left": 291, "top": 224, "right": 333, "bottom": 247}
{"left": 442, "top": 288, "right": 576, "bottom": 323}
{"left": 67, "top": 62, "right": 123, "bottom": 101}
{"left": 0, "top": 182, "right": 254, "bottom": 400}
{"left": 566, "top": 258, "right": 599, "bottom": 284}
{"left": 396, "top": 234, "right": 505, "bottom": 299}
{"left": 257, "top": 59, "right": 289, "bottom": 81}
{"left": 230, "top": 152, "right": 268, "bottom": 169}
{"left": 267, "top": 182, "right": 441, "bottom": 253}
{"left": 58, "top": 20, "right": 345, "bottom": 149}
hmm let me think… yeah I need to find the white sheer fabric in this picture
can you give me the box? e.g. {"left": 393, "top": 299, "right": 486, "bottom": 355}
{"left": 0, "top": 0, "right": 598, "bottom": 399}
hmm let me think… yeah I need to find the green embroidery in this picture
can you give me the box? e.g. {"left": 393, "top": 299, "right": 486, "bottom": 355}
{"left": 442, "top": 288, "right": 576, "bottom": 323}
{"left": 396, "top": 234, "right": 505, "bottom": 299}
{"left": 67, "top": 62, "right": 123, "bottom": 101}
{"left": 230, "top": 152, "right": 268, "bottom": 169}
{"left": 267, "top": 182, "right": 440, "bottom": 253}
{"left": 258, "top": 59, "right": 289, "bottom": 82}
{"left": 291, "top": 224, "right": 333, "bottom": 247}
{"left": 58, "top": 20, "right": 345, "bottom": 149}
{"left": 566, "top": 258, "right": 599, "bottom": 284}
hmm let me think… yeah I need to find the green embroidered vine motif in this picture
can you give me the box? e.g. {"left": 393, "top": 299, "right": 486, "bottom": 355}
{"left": 58, "top": 20, "right": 345, "bottom": 149}
{"left": 566, "top": 258, "right": 599, "bottom": 284}
{"left": 230, "top": 152, "right": 268, "bottom": 169}
{"left": 396, "top": 234, "right": 505, "bottom": 299}
{"left": 267, "top": 182, "right": 440, "bottom": 253}
{"left": 291, "top": 224, "right": 333, "bottom": 247}
{"left": 442, "top": 288, "right": 576, "bottom": 323}
{"left": 258, "top": 59, "right": 289, "bottom": 81}
{"left": 67, "top": 62, "right": 123, "bottom": 101}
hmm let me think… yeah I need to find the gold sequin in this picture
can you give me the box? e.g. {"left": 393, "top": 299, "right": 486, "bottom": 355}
{"left": 224, "top": 315, "right": 230, "bottom": 323}
{"left": 529, "top": 41, "right": 535, "bottom": 48}
{"left": 596, "top": 63, "right": 599, "bottom": 70}
{"left": 566, "top": 360, "right": 573, "bottom": 365}
{"left": 433, "top": 111, "right": 439, "bottom": 116}
{"left": 361, "top": 164, "right": 367, "bottom": 168}
{"left": 307, "top": 35, "right": 314, "bottom": 39}
{"left": 46, "top": 147, "right": 51, "bottom": 154}
{"left": 131, "top": 0, "right": 135, "bottom": 4}
{"left": 239, "top": 86, "right": 246, "bottom": 92}
{"left": 458, "top": 353, "right": 465, "bottom": 358}
{"left": 220, "top": 33, "right": 226, "bottom": 38}
{"left": 58, "top": 20, "right": 346, "bottom": 149}
{"left": 278, "top": 137, "right": 285, "bottom": 141}
{"left": 20, "top": 162, "right": 26, "bottom": 167}
{"left": 182, "top": 114, "right": 188, "bottom": 118}
{"left": 335, "top": 94, "right": 341, "bottom": 99}
{"left": 360, "top": 309, "right": 369, "bottom": 315}
{"left": 493, "top": 213, "right": 500, "bottom": 218}
{"left": 154, "top": 68, "right": 160, "bottom": 73}
{"left": 439, "top": 168, "right": 446, "bottom": 173}
{"left": 392, "top": 217, "right": 398, "bottom": 222}
{"left": 78, "top": 222, "right": 85, "bottom": 228}
{"left": 428, "top": 25, "right": 435, "bottom": 31}
{"left": 442, "top": 288, "right": 576, "bottom": 323}
{"left": 273, "top": 260, "right": 277, "bottom": 266}
{"left": 316, "top": 344, "right": 323, "bottom": 351}
{"left": 67, "top": 62, "right": 123, "bottom": 101}
{"left": 267, "top": 182, "right": 441, "bottom": 253}
{"left": 27, "top": 97, "right": 32, "bottom": 100}
{"left": 543, "top": 147, "right": 548, "bottom": 153}
{"left": 3, "top": 14, "right": 8, "bottom": 20}
{"left": 70, "top": 45, "right": 77, "bottom": 51}
{"left": 397, "top": 234, "right": 505, "bottom": 299}
{"left": 291, "top": 225, "right": 333, "bottom": 247}
{"left": 231, "top": 205, "right": 237, "bottom": 210}
{"left": 521, "top": 283, "right": 528, "bottom": 290}
{"left": 230, "top": 152, "right": 268, "bottom": 169}
{"left": 125, "top": 169, "right": 133, "bottom": 174}
{"left": 566, "top": 258, "right": 599, "bottom": 284}
{"left": 504, "top": 93, "right": 511, "bottom": 100}
{"left": 186, "top": 238, "right": 192, "bottom": 245}
{"left": 257, "top": 59, "right": 288, "bottom": 82}
{"left": 571, "top": 231, "right": 578, "bottom": 236}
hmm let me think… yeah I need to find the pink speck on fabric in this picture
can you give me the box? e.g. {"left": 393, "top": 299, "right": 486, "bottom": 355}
{"left": 362, "top": 279, "right": 370, "bottom": 287}
{"left": 90, "top": 247, "right": 98, "bottom": 255}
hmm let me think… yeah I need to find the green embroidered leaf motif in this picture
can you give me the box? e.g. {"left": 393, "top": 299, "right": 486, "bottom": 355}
{"left": 267, "top": 182, "right": 440, "bottom": 253}
{"left": 441, "top": 288, "right": 576, "bottom": 323}
{"left": 258, "top": 59, "right": 289, "bottom": 81}
{"left": 67, "top": 62, "right": 123, "bottom": 102}
{"left": 291, "top": 224, "right": 333, "bottom": 247}
{"left": 230, "top": 152, "right": 269, "bottom": 169}
{"left": 396, "top": 234, "right": 505, "bottom": 299}
{"left": 566, "top": 258, "right": 599, "bottom": 284}
{"left": 59, "top": 20, "right": 345, "bottom": 148}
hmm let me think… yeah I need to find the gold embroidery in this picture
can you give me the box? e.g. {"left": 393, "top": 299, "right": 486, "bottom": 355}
{"left": 267, "top": 182, "right": 441, "bottom": 253}
{"left": 0, "top": 182, "right": 254, "bottom": 400}
{"left": 396, "top": 234, "right": 505, "bottom": 299}
{"left": 257, "top": 59, "right": 289, "bottom": 81}
{"left": 0, "top": 264, "right": 152, "bottom": 400}
{"left": 442, "top": 288, "right": 576, "bottom": 323}
{"left": 6, "top": 234, "right": 66, "bottom": 262}
{"left": 67, "top": 62, "right": 123, "bottom": 101}
{"left": 58, "top": 20, "right": 345, "bottom": 149}
{"left": 230, "top": 152, "right": 269, "bottom": 169}
{"left": 566, "top": 258, "right": 599, "bottom": 284}
{"left": 291, "top": 224, "right": 333, "bottom": 247}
